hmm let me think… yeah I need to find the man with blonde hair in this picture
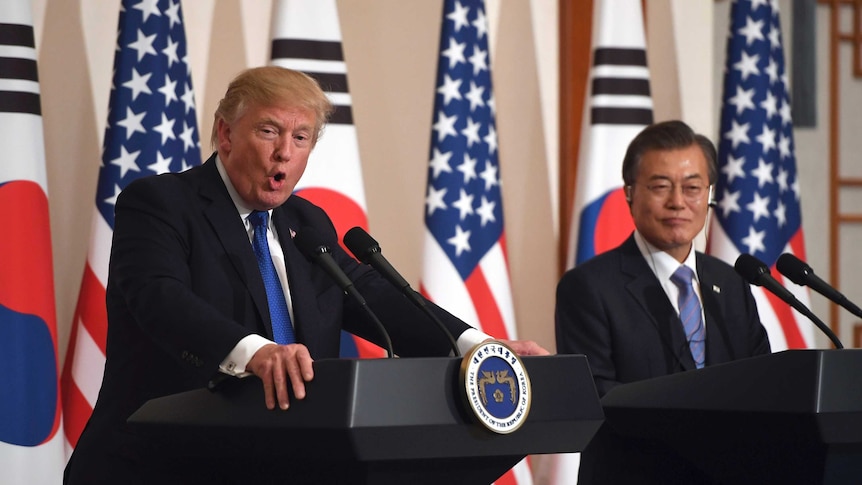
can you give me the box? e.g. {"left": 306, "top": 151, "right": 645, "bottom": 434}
{"left": 65, "top": 66, "right": 546, "bottom": 483}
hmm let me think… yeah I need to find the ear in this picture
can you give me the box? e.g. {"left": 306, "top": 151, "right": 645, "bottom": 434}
{"left": 216, "top": 118, "right": 231, "bottom": 154}
{"left": 624, "top": 185, "right": 632, "bottom": 203}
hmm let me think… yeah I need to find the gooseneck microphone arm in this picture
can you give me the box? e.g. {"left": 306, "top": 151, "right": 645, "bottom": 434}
{"left": 343, "top": 226, "right": 461, "bottom": 357}
{"left": 734, "top": 254, "right": 843, "bottom": 349}
{"left": 294, "top": 227, "right": 394, "bottom": 358}
{"left": 776, "top": 253, "right": 862, "bottom": 320}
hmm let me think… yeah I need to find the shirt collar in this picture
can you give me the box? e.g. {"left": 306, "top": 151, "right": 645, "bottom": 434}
{"left": 633, "top": 230, "right": 698, "bottom": 284}
{"left": 214, "top": 154, "right": 272, "bottom": 225}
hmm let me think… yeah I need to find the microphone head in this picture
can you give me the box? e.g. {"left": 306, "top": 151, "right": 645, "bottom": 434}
{"left": 294, "top": 227, "right": 331, "bottom": 259}
{"left": 734, "top": 253, "right": 771, "bottom": 286}
{"left": 776, "top": 253, "right": 812, "bottom": 286}
{"left": 343, "top": 226, "right": 381, "bottom": 263}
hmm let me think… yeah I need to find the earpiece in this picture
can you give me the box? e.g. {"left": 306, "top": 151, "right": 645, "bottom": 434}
{"left": 624, "top": 186, "right": 632, "bottom": 203}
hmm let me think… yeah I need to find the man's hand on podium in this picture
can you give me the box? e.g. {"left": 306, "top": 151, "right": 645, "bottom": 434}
{"left": 248, "top": 343, "right": 315, "bottom": 411}
{"left": 492, "top": 339, "right": 551, "bottom": 356}
{"left": 246, "top": 339, "right": 547, "bottom": 412}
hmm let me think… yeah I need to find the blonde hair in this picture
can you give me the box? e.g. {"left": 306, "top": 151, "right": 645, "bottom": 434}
{"left": 210, "top": 66, "right": 333, "bottom": 148}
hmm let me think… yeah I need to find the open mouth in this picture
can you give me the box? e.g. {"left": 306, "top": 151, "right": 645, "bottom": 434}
{"left": 274, "top": 173, "right": 286, "bottom": 182}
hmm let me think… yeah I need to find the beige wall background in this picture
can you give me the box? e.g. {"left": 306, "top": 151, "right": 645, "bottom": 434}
{"left": 27, "top": 0, "right": 858, "bottom": 368}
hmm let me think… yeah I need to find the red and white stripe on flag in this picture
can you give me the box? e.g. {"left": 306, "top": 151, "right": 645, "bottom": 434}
{"left": 60, "top": 211, "right": 110, "bottom": 453}
{"left": 566, "top": 0, "right": 653, "bottom": 270}
{"left": 420, "top": 0, "right": 531, "bottom": 483}
{"left": 61, "top": 0, "right": 203, "bottom": 454}
{"left": 707, "top": 0, "right": 814, "bottom": 350}
{"left": 269, "top": 0, "right": 384, "bottom": 358}
{"left": 0, "top": 1, "right": 66, "bottom": 481}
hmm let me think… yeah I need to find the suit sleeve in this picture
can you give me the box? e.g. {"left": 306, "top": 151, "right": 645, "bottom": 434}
{"left": 291, "top": 199, "right": 471, "bottom": 357}
{"left": 347, "top": 263, "right": 472, "bottom": 356}
{"left": 109, "top": 176, "right": 252, "bottom": 378}
{"left": 555, "top": 268, "right": 620, "bottom": 397}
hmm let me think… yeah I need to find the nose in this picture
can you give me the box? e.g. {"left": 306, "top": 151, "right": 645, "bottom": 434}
{"left": 274, "top": 137, "right": 291, "bottom": 162}
{"left": 667, "top": 185, "right": 686, "bottom": 208}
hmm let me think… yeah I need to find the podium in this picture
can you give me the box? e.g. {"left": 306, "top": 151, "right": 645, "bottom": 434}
{"left": 128, "top": 355, "right": 603, "bottom": 484}
{"left": 601, "top": 349, "right": 862, "bottom": 485}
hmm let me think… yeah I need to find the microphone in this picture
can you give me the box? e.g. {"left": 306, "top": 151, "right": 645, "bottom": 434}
{"left": 294, "top": 227, "right": 394, "bottom": 358}
{"left": 344, "top": 227, "right": 411, "bottom": 291}
{"left": 734, "top": 254, "right": 843, "bottom": 349}
{"left": 776, "top": 253, "right": 862, "bottom": 320}
{"left": 343, "top": 226, "right": 461, "bottom": 356}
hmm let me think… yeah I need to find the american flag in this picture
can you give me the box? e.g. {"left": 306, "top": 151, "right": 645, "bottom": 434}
{"left": 269, "top": 0, "right": 383, "bottom": 358}
{"left": 708, "top": 0, "right": 813, "bottom": 350}
{"left": 419, "top": 1, "right": 532, "bottom": 484}
{"left": 566, "top": 0, "right": 652, "bottom": 269}
{"left": 0, "top": 1, "right": 66, "bottom": 481}
{"left": 61, "top": 0, "right": 201, "bottom": 453}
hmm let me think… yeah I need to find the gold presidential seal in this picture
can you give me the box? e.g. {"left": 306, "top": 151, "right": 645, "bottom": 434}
{"left": 459, "top": 340, "right": 531, "bottom": 434}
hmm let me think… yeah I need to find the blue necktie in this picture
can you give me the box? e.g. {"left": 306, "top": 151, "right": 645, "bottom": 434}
{"left": 670, "top": 265, "right": 705, "bottom": 369}
{"left": 248, "top": 211, "right": 295, "bottom": 344}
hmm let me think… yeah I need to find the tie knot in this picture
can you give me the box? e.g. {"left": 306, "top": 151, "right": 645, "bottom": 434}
{"left": 671, "top": 265, "right": 696, "bottom": 288}
{"left": 249, "top": 210, "right": 268, "bottom": 230}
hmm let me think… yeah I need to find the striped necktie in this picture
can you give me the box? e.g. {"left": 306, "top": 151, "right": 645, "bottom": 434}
{"left": 670, "top": 265, "right": 705, "bottom": 369}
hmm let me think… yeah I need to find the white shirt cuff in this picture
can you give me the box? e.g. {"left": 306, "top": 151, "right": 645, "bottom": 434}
{"left": 218, "top": 334, "right": 273, "bottom": 376}
{"left": 219, "top": 328, "right": 490, "bottom": 372}
{"left": 456, "top": 328, "right": 492, "bottom": 356}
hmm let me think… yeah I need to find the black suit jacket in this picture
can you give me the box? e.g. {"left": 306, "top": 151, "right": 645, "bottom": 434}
{"left": 65, "top": 156, "right": 470, "bottom": 484}
{"left": 555, "top": 234, "right": 770, "bottom": 484}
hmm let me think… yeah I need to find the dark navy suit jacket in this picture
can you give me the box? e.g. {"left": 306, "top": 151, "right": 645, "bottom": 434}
{"left": 65, "top": 156, "right": 469, "bottom": 484}
{"left": 556, "top": 234, "right": 770, "bottom": 484}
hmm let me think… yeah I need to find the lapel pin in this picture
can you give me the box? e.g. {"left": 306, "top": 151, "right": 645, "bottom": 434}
{"left": 713, "top": 285, "right": 721, "bottom": 294}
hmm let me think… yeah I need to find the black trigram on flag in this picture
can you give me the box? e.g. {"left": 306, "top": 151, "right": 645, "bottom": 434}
{"left": 270, "top": 1, "right": 352, "bottom": 125}
{"left": 0, "top": 22, "right": 40, "bottom": 115}
{"left": 589, "top": 47, "right": 653, "bottom": 126}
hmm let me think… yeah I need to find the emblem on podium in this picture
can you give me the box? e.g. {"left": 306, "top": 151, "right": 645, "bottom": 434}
{"left": 460, "top": 340, "right": 531, "bottom": 434}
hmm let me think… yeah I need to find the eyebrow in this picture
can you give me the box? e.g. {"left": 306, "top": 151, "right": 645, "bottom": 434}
{"left": 646, "top": 173, "right": 705, "bottom": 182}
{"left": 255, "top": 118, "right": 314, "bottom": 136}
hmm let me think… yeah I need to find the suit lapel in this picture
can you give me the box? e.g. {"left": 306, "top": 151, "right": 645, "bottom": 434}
{"left": 697, "top": 255, "right": 734, "bottom": 364}
{"left": 271, "top": 203, "right": 324, "bottom": 353}
{"left": 619, "top": 236, "right": 696, "bottom": 371}
{"left": 196, "top": 158, "right": 273, "bottom": 339}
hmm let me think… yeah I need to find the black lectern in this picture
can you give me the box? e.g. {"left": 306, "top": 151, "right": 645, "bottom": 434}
{"left": 601, "top": 349, "right": 862, "bottom": 485}
{"left": 128, "top": 355, "right": 602, "bottom": 484}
